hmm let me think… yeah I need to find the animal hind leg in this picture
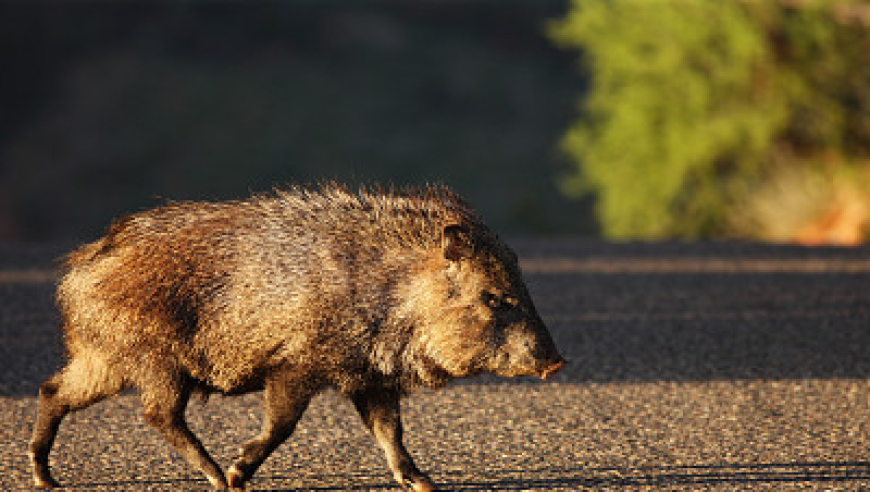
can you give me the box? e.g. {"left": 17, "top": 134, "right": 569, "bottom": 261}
{"left": 139, "top": 373, "right": 227, "bottom": 489}
{"left": 30, "top": 350, "right": 126, "bottom": 488}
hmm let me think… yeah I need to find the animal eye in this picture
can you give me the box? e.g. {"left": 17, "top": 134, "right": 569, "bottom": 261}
{"left": 482, "top": 292, "right": 498, "bottom": 308}
{"left": 481, "top": 292, "right": 516, "bottom": 311}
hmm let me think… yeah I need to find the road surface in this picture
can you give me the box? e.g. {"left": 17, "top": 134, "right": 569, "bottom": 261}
{"left": 2, "top": 240, "right": 869, "bottom": 490}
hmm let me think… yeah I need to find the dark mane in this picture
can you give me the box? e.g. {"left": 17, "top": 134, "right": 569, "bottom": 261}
{"left": 266, "top": 183, "right": 489, "bottom": 250}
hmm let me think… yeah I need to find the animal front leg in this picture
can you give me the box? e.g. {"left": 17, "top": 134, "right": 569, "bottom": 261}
{"left": 227, "top": 370, "right": 314, "bottom": 488}
{"left": 351, "top": 389, "right": 434, "bottom": 492}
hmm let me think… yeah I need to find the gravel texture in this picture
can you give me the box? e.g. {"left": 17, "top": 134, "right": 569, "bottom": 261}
{"left": 3, "top": 239, "right": 870, "bottom": 490}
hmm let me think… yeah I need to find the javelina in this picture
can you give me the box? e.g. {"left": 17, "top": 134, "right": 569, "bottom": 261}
{"left": 30, "top": 184, "right": 564, "bottom": 490}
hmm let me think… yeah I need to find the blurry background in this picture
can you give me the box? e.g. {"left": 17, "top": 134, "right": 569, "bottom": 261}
{"left": 0, "top": 0, "right": 589, "bottom": 243}
{"left": 2, "top": 0, "right": 869, "bottom": 245}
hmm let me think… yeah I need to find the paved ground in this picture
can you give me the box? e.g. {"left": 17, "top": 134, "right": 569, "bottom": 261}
{"left": 2, "top": 239, "right": 870, "bottom": 490}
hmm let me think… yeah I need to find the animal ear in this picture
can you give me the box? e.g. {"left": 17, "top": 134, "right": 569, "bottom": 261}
{"left": 442, "top": 224, "right": 474, "bottom": 261}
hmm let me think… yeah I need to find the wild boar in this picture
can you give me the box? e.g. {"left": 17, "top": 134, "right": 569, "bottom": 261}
{"left": 30, "top": 184, "right": 564, "bottom": 490}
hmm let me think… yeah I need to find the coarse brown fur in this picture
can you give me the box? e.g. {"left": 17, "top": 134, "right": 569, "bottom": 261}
{"left": 30, "top": 183, "right": 563, "bottom": 491}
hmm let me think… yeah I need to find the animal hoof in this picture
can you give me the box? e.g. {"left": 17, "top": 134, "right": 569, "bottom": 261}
{"left": 412, "top": 481, "right": 435, "bottom": 492}
{"left": 406, "top": 477, "right": 435, "bottom": 492}
{"left": 227, "top": 465, "right": 246, "bottom": 489}
{"left": 33, "top": 475, "right": 60, "bottom": 488}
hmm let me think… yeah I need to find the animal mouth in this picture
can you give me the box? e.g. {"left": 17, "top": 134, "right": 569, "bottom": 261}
{"left": 539, "top": 358, "right": 565, "bottom": 380}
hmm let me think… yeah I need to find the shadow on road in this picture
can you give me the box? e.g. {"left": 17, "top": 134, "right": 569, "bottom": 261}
{"left": 28, "top": 461, "right": 870, "bottom": 490}
{"left": 439, "top": 461, "right": 870, "bottom": 489}
{"left": 78, "top": 473, "right": 398, "bottom": 491}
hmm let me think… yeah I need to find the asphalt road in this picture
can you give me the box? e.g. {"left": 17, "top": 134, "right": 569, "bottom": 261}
{"left": 3, "top": 239, "right": 870, "bottom": 490}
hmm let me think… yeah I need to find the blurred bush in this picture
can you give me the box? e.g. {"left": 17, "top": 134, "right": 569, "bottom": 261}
{"left": 551, "top": 0, "right": 870, "bottom": 243}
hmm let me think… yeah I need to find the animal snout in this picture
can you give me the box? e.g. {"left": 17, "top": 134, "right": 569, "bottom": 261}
{"left": 538, "top": 357, "right": 566, "bottom": 380}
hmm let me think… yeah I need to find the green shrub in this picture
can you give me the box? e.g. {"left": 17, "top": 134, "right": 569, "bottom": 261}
{"left": 551, "top": 0, "right": 870, "bottom": 240}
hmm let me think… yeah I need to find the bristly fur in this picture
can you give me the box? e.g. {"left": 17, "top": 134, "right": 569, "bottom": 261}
{"left": 57, "top": 183, "right": 500, "bottom": 394}
{"left": 33, "top": 182, "right": 562, "bottom": 491}
{"left": 65, "top": 183, "right": 484, "bottom": 269}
